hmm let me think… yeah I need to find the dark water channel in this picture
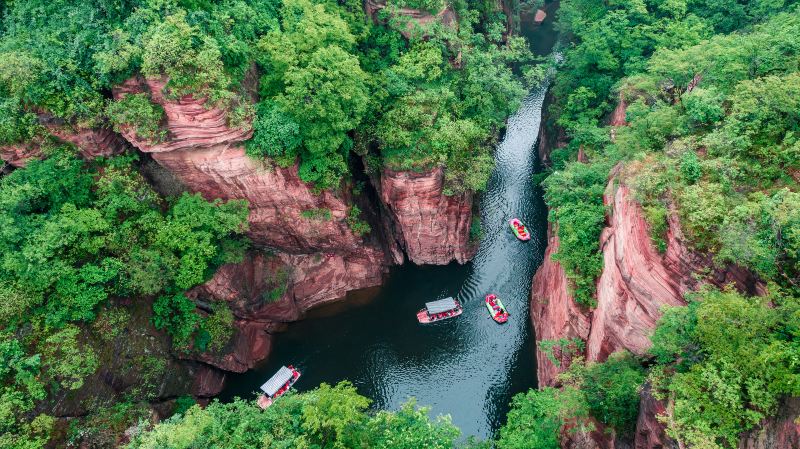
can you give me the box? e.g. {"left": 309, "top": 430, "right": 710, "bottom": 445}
{"left": 220, "top": 12, "right": 557, "bottom": 440}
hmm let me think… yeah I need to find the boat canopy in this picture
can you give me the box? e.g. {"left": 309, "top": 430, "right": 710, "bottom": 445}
{"left": 425, "top": 297, "right": 458, "bottom": 315}
{"left": 260, "top": 366, "right": 294, "bottom": 397}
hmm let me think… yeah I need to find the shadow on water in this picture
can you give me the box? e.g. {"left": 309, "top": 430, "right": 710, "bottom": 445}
{"left": 219, "top": 11, "right": 558, "bottom": 440}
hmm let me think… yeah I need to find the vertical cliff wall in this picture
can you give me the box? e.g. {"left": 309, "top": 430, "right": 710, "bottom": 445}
{"left": 530, "top": 225, "right": 591, "bottom": 386}
{"left": 531, "top": 174, "right": 777, "bottom": 447}
{"left": 109, "top": 76, "right": 392, "bottom": 385}
{"left": 378, "top": 168, "right": 475, "bottom": 265}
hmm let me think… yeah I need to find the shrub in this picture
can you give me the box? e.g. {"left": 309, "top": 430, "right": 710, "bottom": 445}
{"left": 581, "top": 352, "right": 645, "bottom": 435}
{"left": 106, "top": 94, "right": 166, "bottom": 143}
{"left": 346, "top": 206, "right": 371, "bottom": 237}
{"left": 300, "top": 208, "right": 333, "bottom": 221}
{"left": 202, "top": 303, "right": 235, "bottom": 352}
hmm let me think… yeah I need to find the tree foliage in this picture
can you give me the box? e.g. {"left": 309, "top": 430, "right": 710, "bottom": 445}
{"left": 651, "top": 289, "right": 800, "bottom": 448}
{"left": 127, "top": 382, "right": 466, "bottom": 449}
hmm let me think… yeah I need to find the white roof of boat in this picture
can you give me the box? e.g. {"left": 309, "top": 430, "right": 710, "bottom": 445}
{"left": 425, "top": 297, "right": 458, "bottom": 314}
{"left": 260, "top": 366, "right": 293, "bottom": 397}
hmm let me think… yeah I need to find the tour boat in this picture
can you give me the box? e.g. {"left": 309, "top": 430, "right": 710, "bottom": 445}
{"left": 485, "top": 294, "right": 509, "bottom": 323}
{"left": 509, "top": 218, "right": 531, "bottom": 241}
{"left": 257, "top": 365, "right": 301, "bottom": 409}
{"left": 417, "top": 297, "right": 463, "bottom": 323}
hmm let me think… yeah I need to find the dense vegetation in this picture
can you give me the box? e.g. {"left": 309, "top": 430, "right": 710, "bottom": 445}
{"left": 0, "top": 0, "right": 537, "bottom": 192}
{"left": 495, "top": 1, "right": 800, "bottom": 448}
{"left": 127, "top": 381, "right": 491, "bottom": 449}
{"left": 3, "top": 0, "right": 797, "bottom": 447}
{"left": 542, "top": 0, "right": 800, "bottom": 305}
{"left": 0, "top": 149, "right": 248, "bottom": 447}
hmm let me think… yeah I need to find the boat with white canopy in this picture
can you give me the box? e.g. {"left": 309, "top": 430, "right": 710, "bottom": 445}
{"left": 257, "top": 365, "right": 300, "bottom": 409}
{"left": 416, "top": 297, "right": 462, "bottom": 324}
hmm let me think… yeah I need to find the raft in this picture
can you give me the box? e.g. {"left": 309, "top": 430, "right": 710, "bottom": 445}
{"left": 485, "top": 294, "right": 509, "bottom": 324}
{"left": 509, "top": 218, "right": 531, "bottom": 241}
{"left": 417, "top": 297, "right": 463, "bottom": 324}
{"left": 257, "top": 365, "right": 301, "bottom": 409}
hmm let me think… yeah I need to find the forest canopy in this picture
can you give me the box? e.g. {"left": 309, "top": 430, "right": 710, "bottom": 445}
{"left": 0, "top": 0, "right": 537, "bottom": 192}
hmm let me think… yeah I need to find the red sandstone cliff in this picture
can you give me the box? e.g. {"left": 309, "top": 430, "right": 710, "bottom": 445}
{"left": 530, "top": 181, "right": 691, "bottom": 386}
{"left": 531, "top": 175, "right": 763, "bottom": 385}
{"left": 530, "top": 225, "right": 591, "bottom": 386}
{"left": 113, "top": 77, "right": 382, "bottom": 255}
{"left": 587, "top": 183, "right": 690, "bottom": 361}
{"left": 531, "top": 175, "right": 777, "bottom": 447}
{"left": 110, "top": 76, "right": 392, "bottom": 381}
{"left": 378, "top": 168, "right": 475, "bottom": 265}
{"left": 185, "top": 249, "right": 385, "bottom": 374}
{"left": 633, "top": 384, "right": 800, "bottom": 449}
{"left": 0, "top": 118, "right": 125, "bottom": 167}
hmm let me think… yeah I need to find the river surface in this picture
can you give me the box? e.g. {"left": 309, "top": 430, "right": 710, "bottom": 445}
{"left": 220, "top": 12, "right": 556, "bottom": 440}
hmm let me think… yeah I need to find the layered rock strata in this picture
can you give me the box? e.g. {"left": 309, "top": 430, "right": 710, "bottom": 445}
{"left": 113, "top": 77, "right": 374, "bottom": 254}
{"left": 378, "top": 168, "right": 475, "bottom": 265}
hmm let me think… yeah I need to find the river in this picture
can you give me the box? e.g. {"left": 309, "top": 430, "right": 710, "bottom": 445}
{"left": 220, "top": 9, "right": 557, "bottom": 440}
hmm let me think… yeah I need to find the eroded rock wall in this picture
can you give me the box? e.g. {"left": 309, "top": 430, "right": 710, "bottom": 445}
{"left": 185, "top": 249, "right": 385, "bottom": 373}
{"left": 378, "top": 167, "right": 475, "bottom": 265}
{"left": 530, "top": 224, "right": 591, "bottom": 387}
{"left": 113, "top": 77, "right": 374, "bottom": 254}
{"left": 0, "top": 119, "right": 125, "bottom": 167}
{"left": 587, "top": 183, "right": 689, "bottom": 361}
{"left": 110, "top": 76, "right": 393, "bottom": 382}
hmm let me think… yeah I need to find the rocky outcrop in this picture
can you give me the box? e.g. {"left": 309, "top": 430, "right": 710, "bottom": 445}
{"left": 609, "top": 92, "right": 628, "bottom": 127}
{"left": 633, "top": 385, "right": 800, "bottom": 449}
{"left": 279, "top": 249, "right": 386, "bottom": 310}
{"left": 111, "top": 76, "right": 393, "bottom": 383}
{"left": 530, "top": 225, "right": 591, "bottom": 386}
{"left": 48, "top": 123, "right": 127, "bottom": 159}
{"left": 739, "top": 397, "right": 800, "bottom": 449}
{"left": 113, "top": 77, "right": 377, "bottom": 254}
{"left": 0, "top": 120, "right": 125, "bottom": 167}
{"left": 0, "top": 143, "right": 41, "bottom": 167}
{"left": 185, "top": 249, "right": 386, "bottom": 372}
{"left": 378, "top": 168, "right": 475, "bottom": 265}
{"left": 531, "top": 175, "right": 765, "bottom": 387}
{"left": 192, "top": 365, "right": 227, "bottom": 397}
{"left": 530, "top": 179, "right": 690, "bottom": 386}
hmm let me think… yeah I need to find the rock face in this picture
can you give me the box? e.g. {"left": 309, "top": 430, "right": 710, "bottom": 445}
{"left": 530, "top": 176, "right": 764, "bottom": 387}
{"left": 532, "top": 175, "right": 776, "bottom": 448}
{"left": 739, "top": 397, "right": 800, "bottom": 449}
{"left": 113, "top": 77, "right": 376, "bottom": 254}
{"left": 378, "top": 168, "right": 475, "bottom": 265}
{"left": 634, "top": 383, "right": 677, "bottom": 449}
{"left": 530, "top": 224, "right": 591, "bottom": 387}
{"left": 633, "top": 384, "right": 800, "bottom": 449}
{"left": 0, "top": 119, "right": 125, "bottom": 167}
{"left": 111, "top": 76, "right": 393, "bottom": 383}
{"left": 587, "top": 183, "right": 689, "bottom": 362}
{"left": 0, "top": 143, "right": 41, "bottom": 167}
{"left": 185, "top": 249, "right": 386, "bottom": 372}
{"left": 530, "top": 180, "right": 689, "bottom": 386}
